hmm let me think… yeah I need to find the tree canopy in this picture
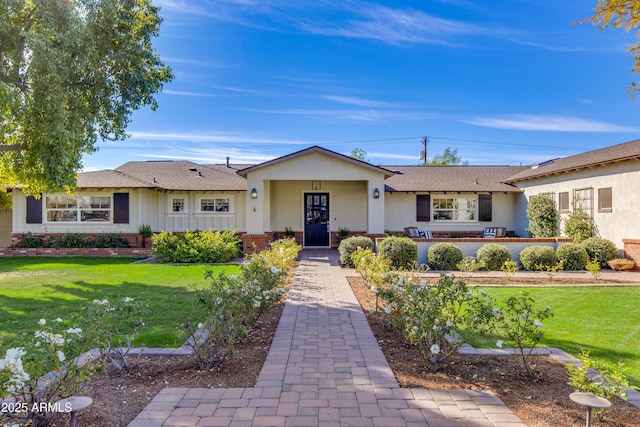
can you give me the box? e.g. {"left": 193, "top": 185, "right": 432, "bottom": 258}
{"left": 349, "top": 147, "right": 369, "bottom": 162}
{"left": 0, "top": 0, "right": 173, "bottom": 195}
{"left": 581, "top": 0, "right": 640, "bottom": 95}
{"left": 426, "top": 147, "right": 469, "bottom": 166}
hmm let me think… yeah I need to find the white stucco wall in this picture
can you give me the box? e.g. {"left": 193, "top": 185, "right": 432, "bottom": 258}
{"left": 245, "top": 152, "right": 387, "bottom": 234}
{"left": 160, "top": 191, "right": 245, "bottom": 232}
{"left": 516, "top": 160, "right": 640, "bottom": 249}
{"left": 384, "top": 191, "right": 520, "bottom": 234}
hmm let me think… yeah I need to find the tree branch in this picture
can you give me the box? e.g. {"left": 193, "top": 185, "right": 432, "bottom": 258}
{"left": 0, "top": 144, "right": 25, "bottom": 151}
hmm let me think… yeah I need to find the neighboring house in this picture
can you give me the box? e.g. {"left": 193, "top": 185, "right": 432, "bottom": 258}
{"left": 8, "top": 141, "right": 640, "bottom": 253}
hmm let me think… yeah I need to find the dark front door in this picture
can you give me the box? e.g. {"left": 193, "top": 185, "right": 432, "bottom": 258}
{"left": 304, "top": 193, "right": 329, "bottom": 247}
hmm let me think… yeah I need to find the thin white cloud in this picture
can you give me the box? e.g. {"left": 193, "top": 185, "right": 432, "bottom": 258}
{"left": 463, "top": 114, "right": 640, "bottom": 132}
{"left": 321, "top": 95, "right": 398, "bottom": 108}
{"left": 368, "top": 151, "right": 418, "bottom": 161}
{"left": 129, "top": 130, "right": 315, "bottom": 145}
{"left": 245, "top": 107, "right": 440, "bottom": 123}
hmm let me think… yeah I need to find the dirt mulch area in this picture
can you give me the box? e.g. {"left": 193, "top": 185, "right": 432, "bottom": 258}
{"left": 347, "top": 275, "right": 640, "bottom": 427}
{"left": 45, "top": 300, "right": 284, "bottom": 427}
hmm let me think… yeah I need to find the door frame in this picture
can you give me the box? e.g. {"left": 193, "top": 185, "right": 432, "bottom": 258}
{"left": 302, "top": 191, "right": 331, "bottom": 248}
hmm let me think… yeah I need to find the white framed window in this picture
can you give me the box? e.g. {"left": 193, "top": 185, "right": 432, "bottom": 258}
{"left": 432, "top": 195, "right": 476, "bottom": 221}
{"left": 45, "top": 194, "right": 112, "bottom": 223}
{"left": 170, "top": 197, "right": 186, "bottom": 213}
{"left": 197, "top": 195, "right": 233, "bottom": 213}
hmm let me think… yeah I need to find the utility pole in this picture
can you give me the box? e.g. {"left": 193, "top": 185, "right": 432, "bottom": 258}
{"left": 419, "top": 136, "right": 428, "bottom": 165}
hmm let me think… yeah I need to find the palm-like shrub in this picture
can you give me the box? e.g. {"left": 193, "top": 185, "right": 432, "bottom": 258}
{"left": 378, "top": 236, "right": 417, "bottom": 270}
{"left": 477, "top": 243, "right": 511, "bottom": 271}
{"left": 428, "top": 242, "right": 463, "bottom": 271}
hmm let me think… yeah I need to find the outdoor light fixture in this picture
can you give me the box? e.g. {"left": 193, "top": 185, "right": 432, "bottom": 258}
{"left": 251, "top": 188, "right": 258, "bottom": 199}
{"left": 373, "top": 188, "right": 380, "bottom": 199}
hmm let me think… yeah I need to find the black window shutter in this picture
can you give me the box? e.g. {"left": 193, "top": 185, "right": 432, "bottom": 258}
{"left": 26, "top": 195, "right": 42, "bottom": 224}
{"left": 113, "top": 193, "right": 129, "bottom": 224}
{"left": 478, "top": 194, "right": 492, "bottom": 222}
{"left": 416, "top": 194, "right": 431, "bottom": 222}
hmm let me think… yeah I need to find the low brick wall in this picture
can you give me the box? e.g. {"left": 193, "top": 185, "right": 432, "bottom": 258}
{"left": 623, "top": 239, "right": 640, "bottom": 264}
{"left": 242, "top": 233, "right": 273, "bottom": 254}
{"left": 0, "top": 247, "right": 152, "bottom": 258}
{"left": 10, "top": 232, "right": 146, "bottom": 248}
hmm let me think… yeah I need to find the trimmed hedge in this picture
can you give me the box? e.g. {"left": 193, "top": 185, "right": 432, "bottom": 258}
{"left": 152, "top": 230, "right": 241, "bottom": 263}
{"left": 557, "top": 244, "right": 589, "bottom": 270}
{"left": 338, "top": 236, "right": 375, "bottom": 267}
{"left": 378, "top": 236, "right": 417, "bottom": 270}
{"left": 580, "top": 237, "right": 618, "bottom": 268}
{"left": 476, "top": 243, "right": 511, "bottom": 271}
{"left": 428, "top": 242, "right": 463, "bottom": 271}
{"left": 519, "top": 246, "right": 559, "bottom": 271}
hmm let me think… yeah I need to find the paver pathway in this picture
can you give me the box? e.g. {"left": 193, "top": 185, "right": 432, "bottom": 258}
{"left": 129, "top": 250, "right": 525, "bottom": 426}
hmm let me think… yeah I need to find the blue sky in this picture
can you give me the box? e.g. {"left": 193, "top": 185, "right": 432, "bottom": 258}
{"left": 84, "top": 0, "right": 640, "bottom": 170}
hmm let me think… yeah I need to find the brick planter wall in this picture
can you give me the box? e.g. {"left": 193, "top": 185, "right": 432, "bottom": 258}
{"left": 242, "top": 233, "right": 273, "bottom": 254}
{"left": 623, "top": 239, "right": 640, "bottom": 264}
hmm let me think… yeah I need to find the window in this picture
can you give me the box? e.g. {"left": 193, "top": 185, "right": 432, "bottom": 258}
{"left": 172, "top": 198, "right": 185, "bottom": 213}
{"left": 598, "top": 187, "right": 612, "bottom": 213}
{"left": 432, "top": 196, "right": 476, "bottom": 221}
{"left": 197, "top": 196, "right": 232, "bottom": 213}
{"left": 574, "top": 187, "right": 594, "bottom": 217}
{"left": 558, "top": 192, "right": 569, "bottom": 213}
{"left": 45, "top": 195, "right": 112, "bottom": 223}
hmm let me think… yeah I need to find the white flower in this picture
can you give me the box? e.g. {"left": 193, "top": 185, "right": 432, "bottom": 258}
{"left": 430, "top": 344, "right": 440, "bottom": 355}
{"left": 445, "top": 320, "right": 453, "bottom": 328}
{"left": 270, "top": 266, "right": 281, "bottom": 274}
{"left": 533, "top": 319, "right": 543, "bottom": 328}
{"left": 253, "top": 300, "right": 261, "bottom": 308}
{"left": 277, "top": 287, "right": 286, "bottom": 293}
{"left": 479, "top": 290, "right": 487, "bottom": 297}
{"left": 492, "top": 307, "right": 502, "bottom": 317}
{"left": 520, "top": 311, "right": 529, "bottom": 319}
{"left": 122, "top": 297, "right": 134, "bottom": 303}
{"left": 496, "top": 340, "right": 503, "bottom": 348}
{"left": 56, "top": 351, "right": 65, "bottom": 362}
{"left": 38, "top": 319, "right": 46, "bottom": 326}
{"left": 197, "top": 323, "right": 204, "bottom": 329}
{"left": 93, "top": 299, "right": 109, "bottom": 305}
{"left": 65, "top": 327, "right": 82, "bottom": 335}
{"left": 53, "top": 317, "right": 63, "bottom": 323}
{"left": 383, "top": 305, "right": 391, "bottom": 314}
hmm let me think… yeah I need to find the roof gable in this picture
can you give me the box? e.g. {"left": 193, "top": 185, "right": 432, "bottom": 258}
{"left": 236, "top": 146, "right": 395, "bottom": 178}
{"left": 504, "top": 139, "right": 640, "bottom": 183}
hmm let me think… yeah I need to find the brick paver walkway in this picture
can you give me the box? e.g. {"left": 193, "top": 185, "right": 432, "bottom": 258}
{"left": 129, "top": 250, "right": 525, "bottom": 426}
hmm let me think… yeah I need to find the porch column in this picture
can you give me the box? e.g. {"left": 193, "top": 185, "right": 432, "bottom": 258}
{"left": 367, "top": 178, "right": 385, "bottom": 234}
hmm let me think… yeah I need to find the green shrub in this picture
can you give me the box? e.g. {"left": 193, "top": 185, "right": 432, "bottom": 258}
{"left": 338, "top": 236, "right": 374, "bottom": 267}
{"left": 477, "top": 243, "right": 511, "bottom": 271}
{"left": 526, "top": 194, "right": 558, "bottom": 237}
{"left": 48, "top": 233, "right": 92, "bottom": 248}
{"left": 563, "top": 205, "right": 596, "bottom": 243}
{"left": 93, "top": 234, "right": 131, "bottom": 248}
{"left": 581, "top": 237, "right": 618, "bottom": 268}
{"left": 14, "top": 233, "right": 44, "bottom": 248}
{"left": 152, "top": 230, "right": 241, "bottom": 263}
{"left": 557, "top": 244, "right": 589, "bottom": 270}
{"left": 519, "top": 246, "right": 559, "bottom": 271}
{"left": 428, "top": 242, "right": 463, "bottom": 271}
{"left": 378, "top": 236, "right": 417, "bottom": 270}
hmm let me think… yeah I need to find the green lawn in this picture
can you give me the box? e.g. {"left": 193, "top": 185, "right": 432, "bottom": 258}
{"left": 473, "top": 286, "right": 640, "bottom": 388}
{"left": 0, "top": 257, "right": 240, "bottom": 348}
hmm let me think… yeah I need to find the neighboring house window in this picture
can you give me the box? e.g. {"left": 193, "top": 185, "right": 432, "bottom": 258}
{"left": 432, "top": 196, "right": 476, "bottom": 221}
{"left": 598, "top": 187, "right": 612, "bottom": 213}
{"left": 44, "top": 195, "right": 112, "bottom": 223}
{"left": 171, "top": 198, "right": 186, "bottom": 213}
{"left": 558, "top": 192, "right": 569, "bottom": 213}
{"left": 197, "top": 196, "right": 232, "bottom": 213}
{"left": 574, "top": 187, "right": 594, "bottom": 217}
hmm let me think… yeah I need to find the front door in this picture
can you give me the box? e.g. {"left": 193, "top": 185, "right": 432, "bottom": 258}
{"left": 304, "top": 193, "right": 329, "bottom": 247}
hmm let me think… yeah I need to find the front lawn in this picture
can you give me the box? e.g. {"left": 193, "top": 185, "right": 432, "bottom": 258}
{"left": 475, "top": 286, "right": 640, "bottom": 388}
{"left": 0, "top": 257, "right": 240, "bottom": 348}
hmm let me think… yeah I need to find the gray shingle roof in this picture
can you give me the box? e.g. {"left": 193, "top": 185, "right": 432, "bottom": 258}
{"left": 77, "top": 170, "right": 152, "bottom": 188}
{"left": 504, "top": 139, "right": 640, "bottom": 183}
{"left": 384, "top": 165, "right": 527, "bottom": 193}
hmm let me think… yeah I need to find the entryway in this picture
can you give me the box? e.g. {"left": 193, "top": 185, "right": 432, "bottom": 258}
{"left": 303, "top": 193, "right": 329, "bottom": 247}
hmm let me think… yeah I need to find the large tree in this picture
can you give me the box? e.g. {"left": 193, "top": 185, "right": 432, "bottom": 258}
{"left": 427, "top": 147, "right": 469, "bottom": 166}
{"left": 581, "top": 0, "right": 640, "bottom": 95}
{"left": 0, "top": 0, "right": 173, "bottom": 195}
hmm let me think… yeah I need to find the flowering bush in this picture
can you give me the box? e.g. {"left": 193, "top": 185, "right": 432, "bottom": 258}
{"left": 0, "top": 318, "right": 93, "bottom": 427}
{"left": 493, "top": 291, "right": 553, "bottom": 376}
{"left": 82, "top": 297, "right": 149, "bottom": 372}
{"left": 378, "top": 274, "right": 495, "bottom": 372}
{"left": 187, "top": 238, "right": 301, "bottom": 369}
{"left": 351, "top": 248, "right": 396, "bottom": 290}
